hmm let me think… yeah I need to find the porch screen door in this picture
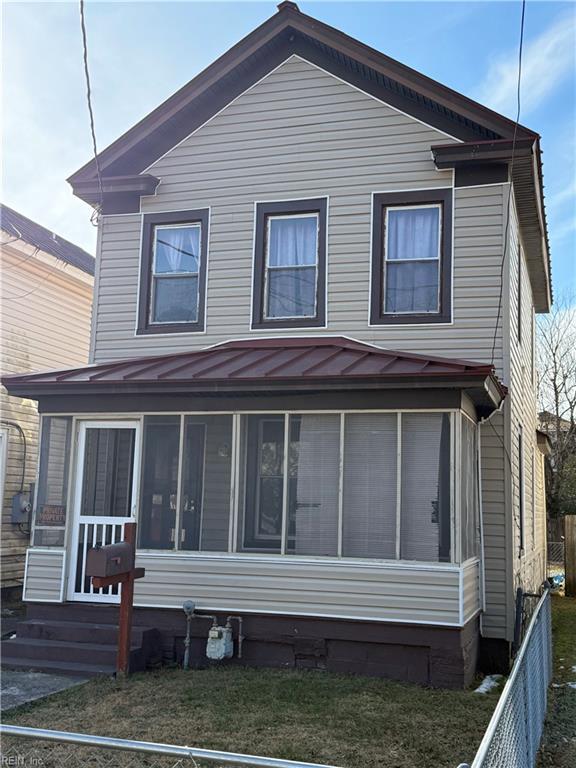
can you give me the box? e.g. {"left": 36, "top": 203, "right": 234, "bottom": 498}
{"left": 69, "top": 421, "right": 140, "bottom": 602}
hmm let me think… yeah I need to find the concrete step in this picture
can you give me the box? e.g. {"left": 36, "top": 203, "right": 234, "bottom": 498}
{"left": 2, "top": 637, "right": 142, "bottom": 667}
{"left": 0, "top": 656, "right": 114, "bottom": 679}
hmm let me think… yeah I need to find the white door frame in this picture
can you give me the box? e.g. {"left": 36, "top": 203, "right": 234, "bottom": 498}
{"left": 68, "top": 419, "right": 141, "bottom": 602}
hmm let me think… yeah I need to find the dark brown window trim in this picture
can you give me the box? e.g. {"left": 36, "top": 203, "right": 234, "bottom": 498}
{"left": 252, "top": 198, "right": 327, "bottom": 330}
{"left": 370, "top": 189, "right": 453, "bottom": 326}
{"left": 137, "top": 209, "right": 209, "bottom": 335}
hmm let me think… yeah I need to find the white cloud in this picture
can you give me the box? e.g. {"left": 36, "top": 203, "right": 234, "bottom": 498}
{"left": 548, "top": 180, "right": 576, "bottom": 210}
{"left": 476, "top": 13, "right": 576, "bottom": 117}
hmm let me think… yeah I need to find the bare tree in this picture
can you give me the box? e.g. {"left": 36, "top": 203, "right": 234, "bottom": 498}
{"left": 537, "top": 293, "right": 576, "bottom": 516}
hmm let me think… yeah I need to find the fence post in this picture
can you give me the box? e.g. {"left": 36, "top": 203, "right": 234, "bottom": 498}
{"left": 565, "top": 514, "right": 576, "bottom": 597}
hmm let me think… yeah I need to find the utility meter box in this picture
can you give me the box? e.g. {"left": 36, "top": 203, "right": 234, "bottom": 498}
{"left": 206, "top": 624, "right": 234, "bottom": 660}
{"left": 11, "top": 492, "right": 32, "bottom": 524}
{"left": 86, "top": 542, "right": 134, "bottom": 578}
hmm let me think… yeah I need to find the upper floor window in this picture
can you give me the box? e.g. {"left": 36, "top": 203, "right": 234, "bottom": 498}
{"left": 252, "top": 199, "right": 327, "bottom": 329}
{"left": 371, "top": 189, "right": 452, "bottom": 325}
{"left": 137, "top": 209, "right": 208, "bottom": 335}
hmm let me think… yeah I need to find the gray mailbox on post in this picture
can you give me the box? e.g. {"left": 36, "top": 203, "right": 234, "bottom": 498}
{"left": 86, "top": 542, "right": 135, "bottom": 579}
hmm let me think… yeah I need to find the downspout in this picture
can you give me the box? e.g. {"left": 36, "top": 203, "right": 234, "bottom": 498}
{"left": 477, "top": 393, "right": 507, "bottom": 637}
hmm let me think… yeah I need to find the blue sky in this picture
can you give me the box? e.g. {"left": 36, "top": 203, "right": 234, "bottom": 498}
{"left": 2, "top": 1, "right": 575, "bottom": 295}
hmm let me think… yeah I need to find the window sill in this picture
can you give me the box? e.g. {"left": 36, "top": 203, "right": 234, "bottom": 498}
{"left": 251, "top": 317, "right": 326, "bottom": 330}
{"left": 370, "top": 313, "right": 452, "bottom": 326}
{"left": 136, "top": 323, "right": 205, "bottom": 335}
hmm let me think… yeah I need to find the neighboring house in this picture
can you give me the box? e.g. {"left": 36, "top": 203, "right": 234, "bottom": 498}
{"left": 2, "top": 3, "right": 551, "bottom": 686}
{"left": 0, "top": 205, "right": 94, "bottom": 596}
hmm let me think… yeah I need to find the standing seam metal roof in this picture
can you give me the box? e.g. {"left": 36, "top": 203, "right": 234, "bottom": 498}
{"left": 1, "top": 337, "right": 503, "bottom": 391}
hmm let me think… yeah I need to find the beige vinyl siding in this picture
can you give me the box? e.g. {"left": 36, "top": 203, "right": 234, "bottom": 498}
{"left": 506, "top": 191, "right": 547, "bottom": 595}
{"left": 22, "top": 549, "right": 65, "bottom": 602}
{"left": 1, "top": 245, "right": 92, "bottom": 588}
{"left": 93, "top": 56, "right": 503, "bottom": 374}
{"left": 462, "top": 558, "right": 481, "bottom": 623}
{"left": 133, "top": 554, "right": 462, "bottom": 624}
{"left": 479, "top": 413, "right": 509, "bottom": 638}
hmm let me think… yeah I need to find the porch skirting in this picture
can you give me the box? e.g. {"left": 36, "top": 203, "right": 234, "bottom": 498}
{"left": 25, "top": 602, "right": 479, "bottom": 688}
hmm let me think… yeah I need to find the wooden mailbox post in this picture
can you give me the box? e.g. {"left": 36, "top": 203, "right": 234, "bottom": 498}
{"left": 86, "top": 522, "right": 145, "bottom": 677}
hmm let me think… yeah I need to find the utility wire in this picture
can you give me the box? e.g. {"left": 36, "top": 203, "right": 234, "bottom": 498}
{"left": 487, "top": 0, "right": 527, "bottom": 556}
{"left": 79, "top": 0, "right": 104, "bottom": 225}
{"left": 490, "top": 0, "right": 526, "bottom": 368}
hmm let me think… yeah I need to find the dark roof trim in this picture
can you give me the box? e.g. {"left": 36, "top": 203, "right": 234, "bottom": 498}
{"left": 0, "top": 204, "right": 95, "bottom": 276}
{"left": 70, "top": 174, "right": 160, "bottom": 215}
{"left": 432, "top": 138, "right": 535, "bottom": 168}
{"left": 69, "top": 2, "right": 537, "bottom": 189}
{"left": 432, "top": 138, "right": 551, "bottom": 312}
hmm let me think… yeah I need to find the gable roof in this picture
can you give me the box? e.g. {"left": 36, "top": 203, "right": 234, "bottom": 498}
{"left": 67, "top": 1, "right": 550, "bottom": 310}
{"left": 69, "top": 1, "right": 537, "bottom": 185}
{"left": 1, "top": 336, "right": 506, "bottom": 415}
{"left": 0, "top": 204, "right": 95, "bottom": 276}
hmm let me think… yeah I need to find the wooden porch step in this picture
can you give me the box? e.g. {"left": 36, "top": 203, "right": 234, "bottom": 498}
{"left": 15, "top": 619, "right": 153, "bottom": 646}
{"left": 1, "top": 619, "right": 162, "bottom": 675}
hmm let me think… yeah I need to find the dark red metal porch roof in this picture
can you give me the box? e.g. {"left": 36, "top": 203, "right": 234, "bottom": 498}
{"left": 2, "top": 337, "right": 505, "bottom": 399}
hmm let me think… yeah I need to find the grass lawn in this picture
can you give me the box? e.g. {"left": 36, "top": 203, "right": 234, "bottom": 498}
{"left": 537, "top": 595, "right": 576, "bottom": 767}
{"left": 2, "top": 666, "right": 499, "bottom": 768}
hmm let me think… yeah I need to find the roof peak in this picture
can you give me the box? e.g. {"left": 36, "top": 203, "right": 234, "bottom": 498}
{"left": 277, "top": 1, "right": 300, "bottom": 12}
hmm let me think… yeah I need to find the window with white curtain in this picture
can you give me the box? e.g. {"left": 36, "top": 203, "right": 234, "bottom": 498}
{"left": 371, "top": 190, "right": 452, "bottom": 325}
{"left": 384, "top": 205, "right": 441, "bottom": 314}
{"left": 252, "top": 199, "right": 327, "bottom": 328}
{"left": 265, "top": 215, "right": 318, "bottom": 319}
{"left": 137, "top": 209, "right": 208, "bottom": 335}
{"left": 151, "top": 224, "right": 201, "bottom": 324}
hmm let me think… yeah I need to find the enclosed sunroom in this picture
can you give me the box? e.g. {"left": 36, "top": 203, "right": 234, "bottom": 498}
{"left": 3, "top": 337, "right": 505, "bottom": 686}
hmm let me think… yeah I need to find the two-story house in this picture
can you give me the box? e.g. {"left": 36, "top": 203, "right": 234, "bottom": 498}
{"left": 2, "top": 3, "right": 551, "bottom": 687}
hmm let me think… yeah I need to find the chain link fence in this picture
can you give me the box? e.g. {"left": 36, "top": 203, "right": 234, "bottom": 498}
{"left": 458, "top": 589, "right": 553, "bottom": 768}
{"left": 0, "top": 725, "right": 342, "bottom": 768}
{"left": 547, "top": 542, "right": 564, "bottom": 566}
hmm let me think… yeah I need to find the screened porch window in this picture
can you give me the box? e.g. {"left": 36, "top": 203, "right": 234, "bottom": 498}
{"left": 139, "top": 415, "right": 233, "bottom": 552}
{"left": 32, "top": 416, "right": 73, "bottom": 547}
{"left": 42, "top": 410, "right": 468, "bottom": 564}
{"left": 238, "top": 412, "right": 452, "bottom": 562}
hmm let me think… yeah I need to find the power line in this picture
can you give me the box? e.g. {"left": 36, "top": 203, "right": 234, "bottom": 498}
{"left": 490, "top": 0, "right": 526, "bottom": 369}
{"left": 486, "top": 0, "right": 527, "bottom": 558}
{"left": 79, "top": 0, "right": 104, "bottom": 225}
